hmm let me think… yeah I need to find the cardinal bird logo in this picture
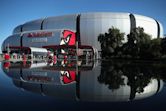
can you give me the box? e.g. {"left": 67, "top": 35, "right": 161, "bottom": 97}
{"left": 60, "top": 30, "right": 76, "bottom": 46}
{"left": 60, "top": 30, "right": 76, "bottom": 59}
{"left": 60, "top": 70, "right": 76, "bottom": 84}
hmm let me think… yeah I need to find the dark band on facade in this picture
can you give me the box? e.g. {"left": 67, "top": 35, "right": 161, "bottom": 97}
{"left": 20, "top": 25, "right": 23, "bottom": 47}
{"left": 41, "top": 19, "right": 45, "bottom": 30}
{"left": 155, "top": 79, "right": 161, "bottom": 94}
{"left": 40, "top": 84, "right": 44, "bottom": 93}
{"left": 129, "top": 14, "right": 136, "bottom": 33}
{"left": 76, "top": 14, "right": 81, "bottom": 45}
{"left": 76, "top": 72, "right": 80, "bottom": 100}
{"left": 155, "top": 20, "right": 160, "bottom": 38}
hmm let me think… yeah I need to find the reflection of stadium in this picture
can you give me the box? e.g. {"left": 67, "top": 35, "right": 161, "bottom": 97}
{"left": 2, "top": 61, "right": 164, "bottom": 102}
{"left": 2, "top": 12, "right": 164, "bottom": 59}
{"left": 2, "top": 60, "right": 96, "bottom": 85}
{"left": 80, "top": 74, "right": 163, "bottom": 101}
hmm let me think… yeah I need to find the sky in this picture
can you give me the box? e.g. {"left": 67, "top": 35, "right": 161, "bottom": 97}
{"left": 0, "top": 0, "right": 166, "bottom": 52}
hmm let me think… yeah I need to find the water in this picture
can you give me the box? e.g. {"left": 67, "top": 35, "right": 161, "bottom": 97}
{"left": 0, "top": 60, "right": 166, "bottom": 111}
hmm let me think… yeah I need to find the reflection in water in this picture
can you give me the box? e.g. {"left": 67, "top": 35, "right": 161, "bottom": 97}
{"left": 2, "top": 60, "right": 165, "bottom": 102}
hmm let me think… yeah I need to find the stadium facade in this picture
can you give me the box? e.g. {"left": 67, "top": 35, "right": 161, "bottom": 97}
{"left": 1, "top": 12, "right": 164, "bottom": 59}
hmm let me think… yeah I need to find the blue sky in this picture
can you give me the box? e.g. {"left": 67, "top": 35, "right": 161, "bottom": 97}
{"left": 0, "top": 0, "right": 166, "bottom": 51}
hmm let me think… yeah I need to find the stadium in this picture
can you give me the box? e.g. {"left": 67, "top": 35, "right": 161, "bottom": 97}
{"left": 1, "top": 12, "right": 164, "bottom": 60}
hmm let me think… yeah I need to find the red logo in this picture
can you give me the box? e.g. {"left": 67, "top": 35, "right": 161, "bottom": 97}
{"left": 60, "top": 70, "right": 76, "bottom": 84}
{"left": 60, "top": 30, "right": 76, "bottom": 45}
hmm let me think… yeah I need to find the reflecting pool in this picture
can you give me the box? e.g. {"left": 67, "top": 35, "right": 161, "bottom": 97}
{"left": 0, "top": 60, "right": 166, "bottom": 111}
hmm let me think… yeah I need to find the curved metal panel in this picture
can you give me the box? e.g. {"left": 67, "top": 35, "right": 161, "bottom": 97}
{"left": 13, "top": 25, "right": 23, "bottom": 34}
{"left": 42, "top": 14, "right": 77, "bottom": 31}
{"left": 6, "top": 12, "right": 164, "bottom": 52}
{"left": 80, "top": 12, "right": 131, "bottom": 51}
{"left": 158, "top": 21, "right": 164, "bottom": 38}
{"left": 2, "top": 34, "right": 21, "bottom": 51}
{"left": 22, "top": 18, "right": 44, "bottom": 32}
{"left": 134, "top": 14, "right": 158, "bottom": 39}
{"left": 22, "top": 30, "right": 62, "bottom": 48}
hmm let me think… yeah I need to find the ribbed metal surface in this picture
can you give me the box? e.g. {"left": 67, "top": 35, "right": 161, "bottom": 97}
{"left": 80, "top": 12, "right": 131, "bottom": 50}
{"left": 13, "top": 25, "right": 22, "bottom": 34}
{"left": 3, "top": 12, "right": 164, "bottom": 52}
{"left": 22, "top": 18, "right": 44, "bottom": 32}
{"left": 42, "top": 14, "right": 77, "bottom": 30}
{"left": 134, "top": 14, "right": 158, "bottom": 39}
{"left": 2, "top": 34, "right": 21, "bottom": 51}
{"left": 22, "top": 30, "right": 62, "bottom": 48}
{"left": 159, "top": 21, "right": 164, "bottom": 38}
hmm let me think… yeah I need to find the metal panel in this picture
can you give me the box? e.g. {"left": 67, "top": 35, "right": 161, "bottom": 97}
{"left": 22, "top": 18, "right": 44, "bottom": 32}
{"left": 2, "top": 34, "right": 21, "bottom": 51}
{"left": 134, "top": 14, "right": 158, "bottom": 39}
{"left": 22, "top": 30, "right": 62, "bottom": 48}
{"left": 158, "top": 21, "right": 164, "bottom": 38}
{"left": 42, "top": 14, "right": 77, "bottom": 30}
{"left": 6, "top": 12, "right": 165, "bottom": 54}
{"left": 80, "top": 12, "right": 131, "bottom": 51}
{"left": 13, "top": 25, "right": 22, "bottom": 34}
